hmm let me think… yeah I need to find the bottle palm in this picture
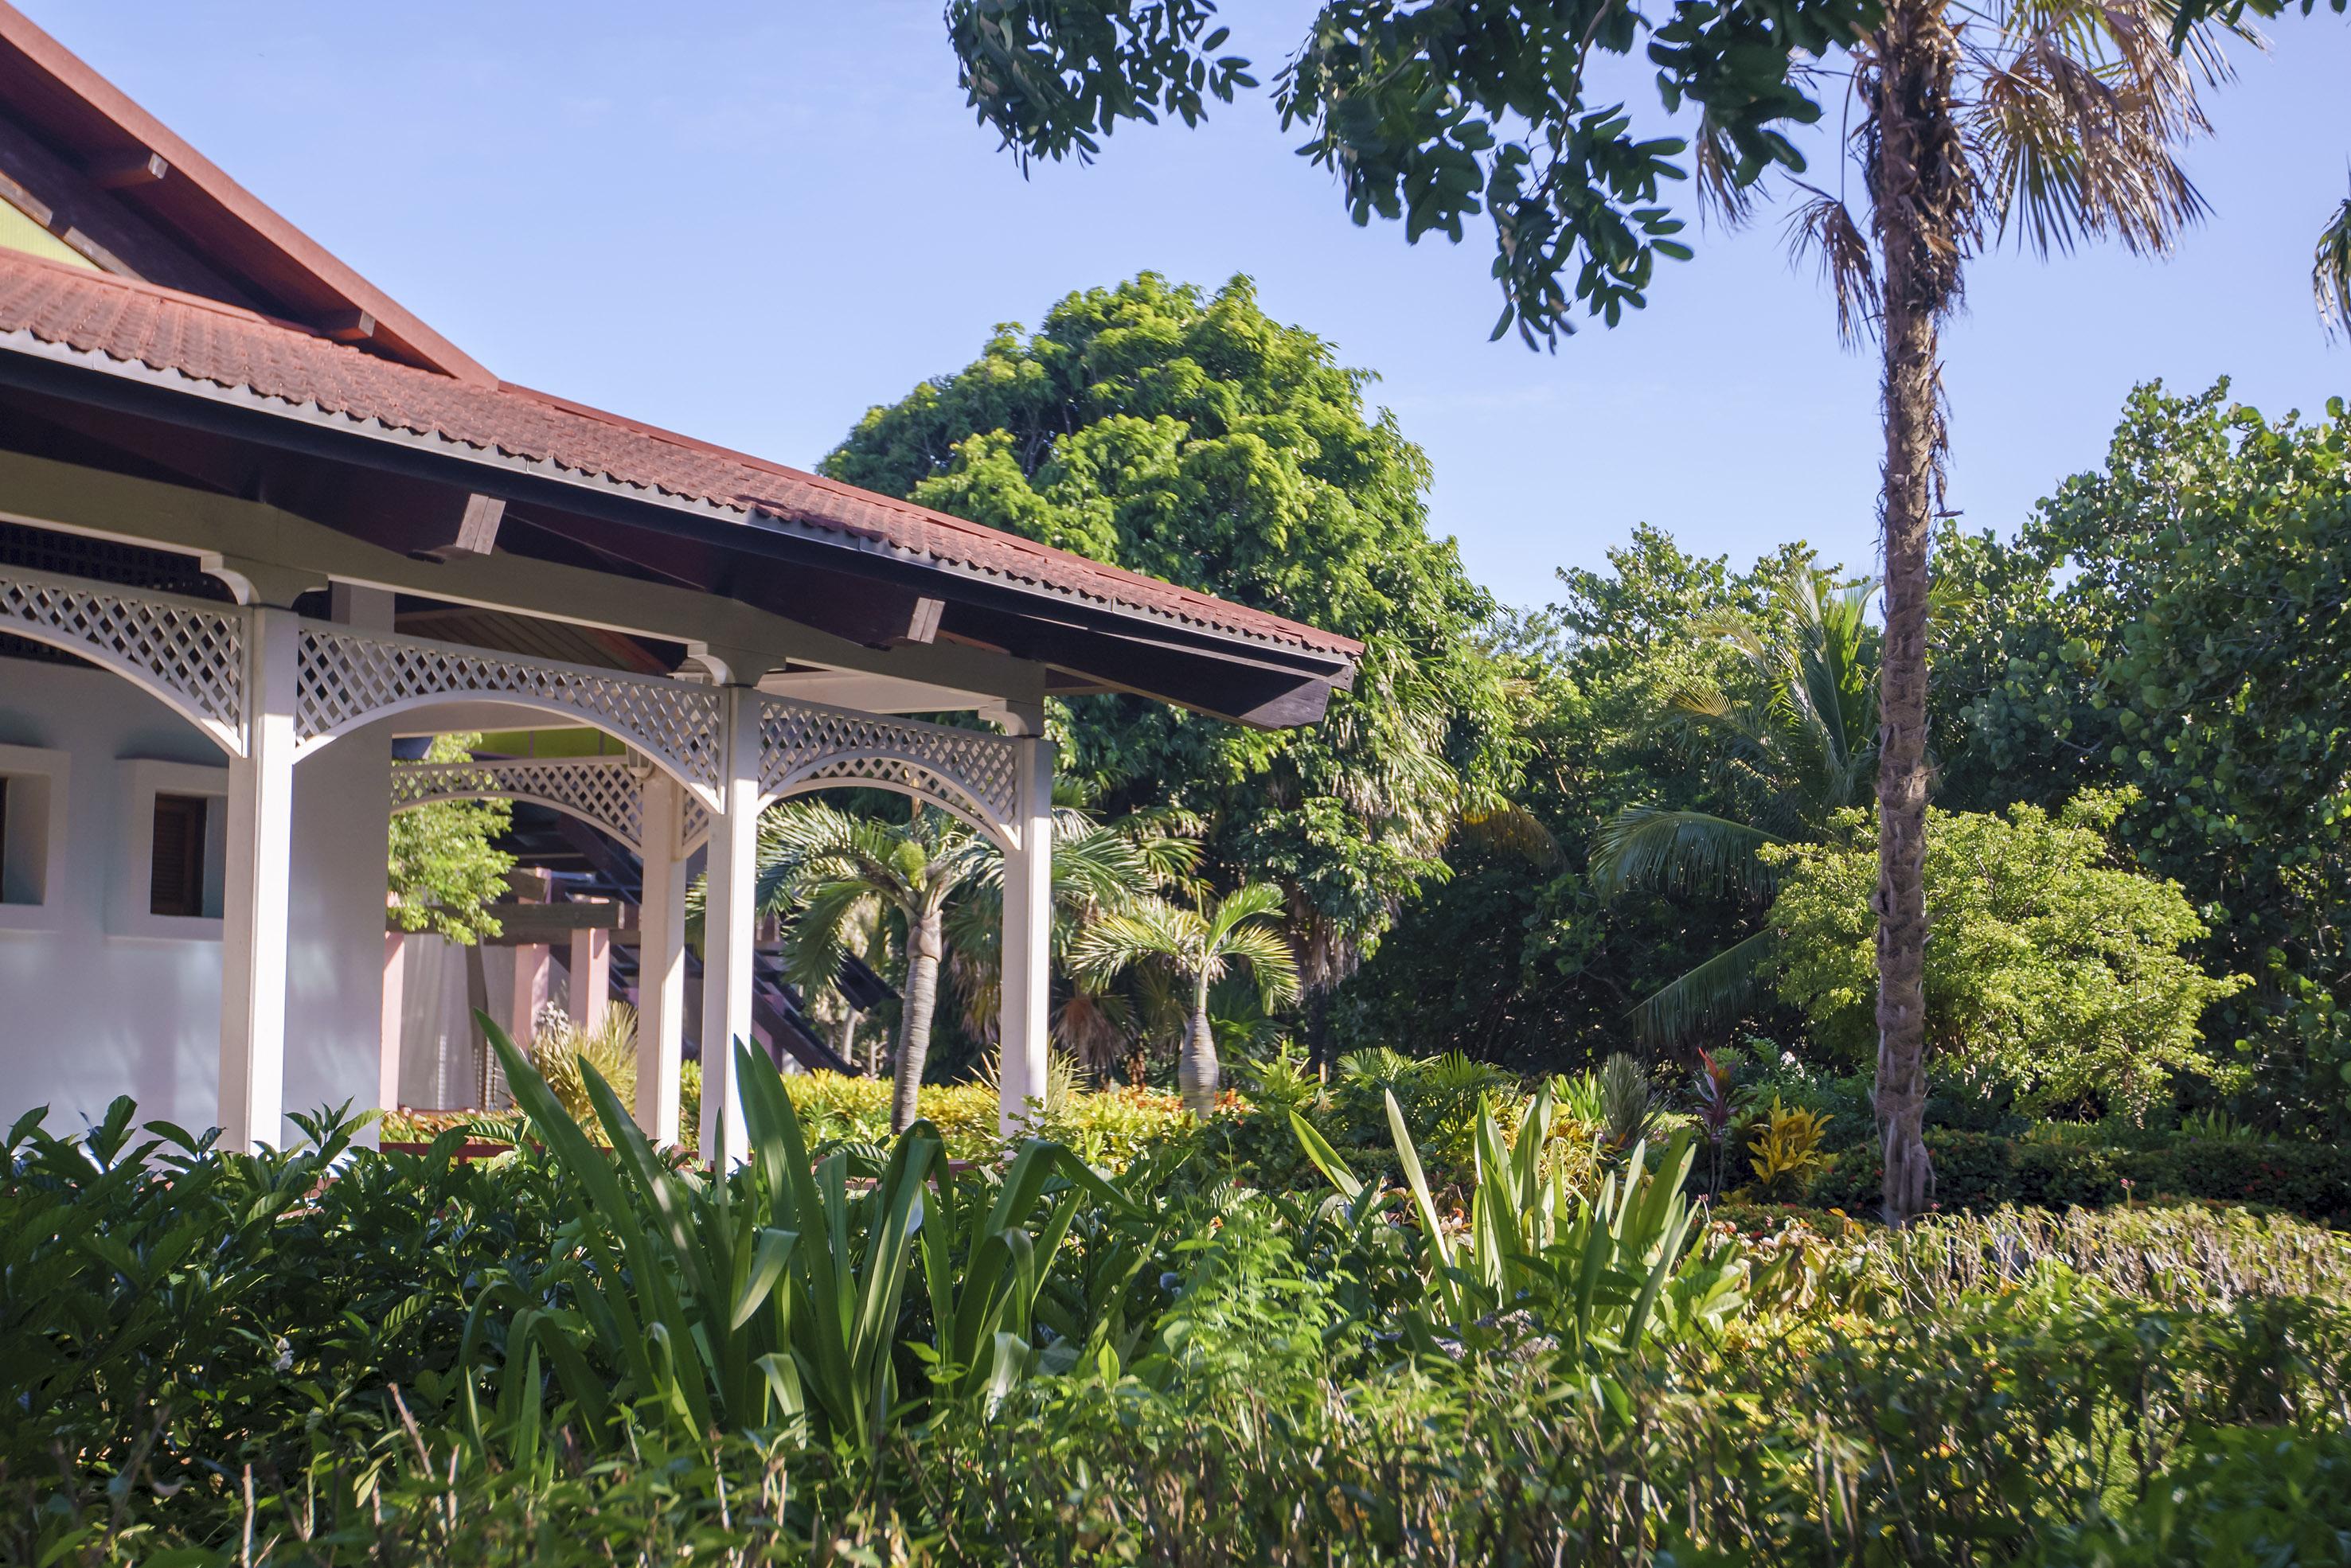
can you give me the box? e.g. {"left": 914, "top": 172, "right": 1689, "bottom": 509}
{"left": 1066, "top": 884, "right": 1302, "bottom": 1115}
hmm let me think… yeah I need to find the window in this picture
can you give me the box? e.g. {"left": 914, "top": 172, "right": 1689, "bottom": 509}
{"left": 113, "top": 759, "right": 227, "bottom": 937}
{"left": 149, "top": 794, "right": 210, "bottom": 918}
{"left": 0, "top": 743, "right": 68, "bottom": 928}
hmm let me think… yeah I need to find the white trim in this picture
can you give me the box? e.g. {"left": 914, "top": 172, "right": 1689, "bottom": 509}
{"left": 110, "top": 757, "right": 229, "bottom": 941}
{"left": 0, "top": 742, "right": 68, "bottom": 932}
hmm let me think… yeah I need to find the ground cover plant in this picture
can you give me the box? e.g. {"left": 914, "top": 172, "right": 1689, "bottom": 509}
{"left": 11, "top": 1023, "right": 2351, "bottom": 1565}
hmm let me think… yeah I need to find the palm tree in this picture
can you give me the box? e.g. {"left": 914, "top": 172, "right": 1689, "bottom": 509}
{"left": 756, "top": 798, "right": 1162, "bottom": 1131}
{"left": 1592, "top": 567, "right": 1880, "bottom": 1045}
{"left": 752, "top": 803, "right": 991, "bottom": 1132}
{"left": 1708, "top": 0, "right": 2240, "bottom": 1219}
{"left": 940, "top": 802, "right": 1201, "bottom": 1051}
{"left": 1067, "top": 884, "right": 1302, "bottom": 1115}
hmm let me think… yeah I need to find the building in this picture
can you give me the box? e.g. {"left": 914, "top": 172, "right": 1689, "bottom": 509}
{"left": 0, "top": 4, "right": 1358, "bottom": 1152}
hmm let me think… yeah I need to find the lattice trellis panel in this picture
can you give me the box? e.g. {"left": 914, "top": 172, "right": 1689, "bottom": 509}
{"left": 389, "top": 756, "right": 647, "bottom": 852}
{"left": 295, "top": 626, "right": 724, "bottom": 802}
{"left": 756, "top": 695, "right": 1020, "bottom": 844}
{"left": 0, "top": 566, "right": 245, "bottom": 754}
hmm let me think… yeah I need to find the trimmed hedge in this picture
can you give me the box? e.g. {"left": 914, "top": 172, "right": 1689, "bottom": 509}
{"left": 1812, "top": 1130, "right": 2351, "bottom": 1223}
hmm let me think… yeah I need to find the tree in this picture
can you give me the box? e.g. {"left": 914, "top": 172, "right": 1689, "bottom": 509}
{"left": 943, "top": 1, "right": 2249, "bottom": 1226}
{"left": 387, "top": 733, "right": 514, "bottom": 946}
{"left": 753, "top": 802, "right": 994, "bottom": 1132}
{"left": 826, "top": 275, "right": 1518, "bottom": 1021}
{"left": 1933, "top": 381, "right": 2351, "bottom": 1134}
{"left": 1334, "top": 528, "right": 1813, "bottom": 1073}
{"left": 1590, "top": 564, "right": 1879, "bottom": 1043}
{"left": 1767, "top": 792, "right": 2248, "bottom": 1118}
{"left": 1068, "top": 883, "right": 1302, "bottom": 1114}
{"left": 754, "top": 796, "right": 1156, "bottom": 1128}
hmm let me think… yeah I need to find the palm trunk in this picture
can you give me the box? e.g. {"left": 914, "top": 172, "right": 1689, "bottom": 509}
{"left": 892, "top": 908, "right": 944, "bottom": 1133}
{"left": 1868, "top": 0, "right": 1964, "bottom": 1224}
{"left": 1177, "top": 984, "right": 1220, "bottom": 1117}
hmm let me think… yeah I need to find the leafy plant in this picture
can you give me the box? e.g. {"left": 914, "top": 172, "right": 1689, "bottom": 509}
{"left": 1767, "top": 791, "right": 2250, "bottom": 1117}
{"left": 1596, "top": 1051, "right": 1660, "bottom": 1159}
{"left": 475, "top": 1016, "right": 1131, "bottom": 1456}
{"left": 387, "top": 732, "right": 514, "bottom": 944}
{"left": 1294, "top": 1083, "right": 1746, "bottom": 1367}
{"left": 1746, "top": 1095, "right": 1834, "bottom": 1202}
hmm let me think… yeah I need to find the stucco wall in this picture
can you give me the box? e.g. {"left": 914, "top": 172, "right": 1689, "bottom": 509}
{"left": 0, "top": 654, "right": 392, "bottom": 1146}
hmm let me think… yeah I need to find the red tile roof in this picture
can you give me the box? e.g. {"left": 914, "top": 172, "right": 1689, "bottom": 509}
{"left": 0, "top": 250, "right": 1361, "bottom": 659}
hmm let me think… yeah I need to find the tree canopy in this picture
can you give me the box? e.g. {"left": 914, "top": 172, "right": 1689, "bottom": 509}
{"left": 826, "top": 275, "right": 1518, "bottom": 1006}
{"left": 1932, "top": 382, "right": 2351, "bottom": 1134}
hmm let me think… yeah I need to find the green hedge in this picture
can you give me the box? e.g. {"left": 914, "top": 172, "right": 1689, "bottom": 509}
{"left": 1812, "top": 1131, "right": 2351, "bottom": 1223}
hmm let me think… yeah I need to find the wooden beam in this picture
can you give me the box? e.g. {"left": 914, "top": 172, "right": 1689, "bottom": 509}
{"left": 423, "top": 901, "right": 639, "bottom": 946}
{"left": 315, "top": 308, "right": 377, "bottom": 344}
{"left": 0, "top": 116, "right": 256, "bottom": 301}
{"left": 424, "top": 493, "right": 504, "bottom": 559}
{"left": 907, "top": 595, "right": 946, "bottom": 645}
{"left": 87, "top": 150, "right": 168, "bottom": 189}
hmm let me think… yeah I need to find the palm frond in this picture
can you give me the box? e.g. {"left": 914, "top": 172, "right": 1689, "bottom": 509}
{"left": 1208, "top": 882, "right": 1289, "bottom": 941}
{"left": 1782, "top": 183, "right": 1880, "bottom": 345}
{"left": 1066, "top": 899, "right": 1201, "bottom": 988}
{"left": 1216, "top": 921, "right": 1303, "bottom": 1010}
{"left": 781, "top": 880, "right": 881, "bottom": 993}
{"left": 2318, "top": 179, "right": 2351, "bottom": 342}
{"left": 1970, "top": 0, "right": 2220, "bottom": 259}
{"left": 1628, "top": 927, "right": 1782, "bottom": 1048}
{"left": 1590, "top": 807, "right": 1785, "bottom": 902}
{"left": 1454, "top": 802, "right": 1564, "bottom": 868}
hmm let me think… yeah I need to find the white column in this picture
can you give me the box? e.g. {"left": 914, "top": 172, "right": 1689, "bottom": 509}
{"left": 379, "top": 928, "right": 406, "bottom": 1114}
{"left": 635, "top": 770, "right": 687, "bottom": 1145}
{"left": 699, "top": 686, "right": 760, "bottom": 1162}
{"left": 998, "top": 730, "right": 1054, "bottom": 1137}
{"left": 218, "top": 605, "right": 298, "bottom": 1153}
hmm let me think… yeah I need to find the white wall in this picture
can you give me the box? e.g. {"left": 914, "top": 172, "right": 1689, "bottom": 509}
{"left": 0, "top": 655, "right": 392, "bottom": 1148}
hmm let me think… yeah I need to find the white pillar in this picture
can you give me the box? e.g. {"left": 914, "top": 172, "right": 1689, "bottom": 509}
{"left": 699, "top": 686, "right": 760, "bottom": 1162}
{"left": 379, "top": 928, "right": 405, "bottom": 1114}
{"left": 635, "top": 770, "right": 688, "bottom": 1145}
{"left": 998, "top": 730, "right": 1054, "bottom": 1137}
{"left": 218, "top": 605, "right": 298, "bottom": 1153}
{"left": 568, "top": 910, "right": 611, "bottom": 1031}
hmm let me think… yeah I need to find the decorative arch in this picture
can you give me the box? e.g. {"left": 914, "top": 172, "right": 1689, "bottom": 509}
{"left": 756, "top": 696, "right": 1020, "bottom": 851}
{"left": 389, "top": 755, "right": 650, "bottom": 852}
{"left": 0, "top": 567, "right": 246, "bottom": 755}
{"left": 294, "top": 626, "right": 724, "bottom": 806}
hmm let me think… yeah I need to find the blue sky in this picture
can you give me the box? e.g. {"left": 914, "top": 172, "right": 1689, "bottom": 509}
{"left": 24, "top": 2, "right": 2351, "bottom": 607}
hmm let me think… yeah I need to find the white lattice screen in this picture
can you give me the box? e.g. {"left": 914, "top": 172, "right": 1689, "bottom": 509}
{"left": 295, "top": 626, "right": 725, "bottom": 801}
{"left": 0, "top": 566, "right": 245, "bottom": 754}
{"left": 389, "top": 756, "right": 648, "bottom": 852}
{"left": 756, "top": 694, "right": 1019, "bottom": 841}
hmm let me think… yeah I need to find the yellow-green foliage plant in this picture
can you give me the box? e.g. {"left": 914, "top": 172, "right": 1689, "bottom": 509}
{"left": 1293, "top": 1082, "right": 1748, "bottom": 1364}
{"left": 1765, "top": 791, "right": 2250, "bottom": 1117}
{"left": 1747, "top": 1095, "right": 1834, "bottom": 1202}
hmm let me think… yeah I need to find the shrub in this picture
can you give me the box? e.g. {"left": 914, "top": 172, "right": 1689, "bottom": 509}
{"left": 1814, "top": 1129, "right": 2351, "bottom": 1223}
{"left": 1767, "top": 792, "right": 2250, "bottom": 1116}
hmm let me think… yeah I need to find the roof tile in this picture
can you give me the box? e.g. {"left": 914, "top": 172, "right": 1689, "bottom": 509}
{"left": 0, "top": 250, "right": 1361, "bottom": 658}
